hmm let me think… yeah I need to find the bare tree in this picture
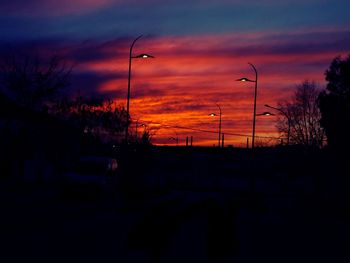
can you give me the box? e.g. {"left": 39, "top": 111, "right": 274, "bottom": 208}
{"left": 51, "top": 95, "right": 129, "bottom": 144}
{"left": 0, "top": 52, "right": 72, "bottom": 111}
{"left": 275, "top": 80, "right": 325, "bottom": 148}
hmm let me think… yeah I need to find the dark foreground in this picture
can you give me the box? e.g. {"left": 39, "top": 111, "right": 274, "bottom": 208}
{"left": 1, "top": 146, "right": 349, "bottom": 263}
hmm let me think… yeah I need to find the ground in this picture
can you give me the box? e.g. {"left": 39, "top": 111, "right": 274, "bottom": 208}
{"left": 1, "top": 147, "right": 349, "bottom": 262}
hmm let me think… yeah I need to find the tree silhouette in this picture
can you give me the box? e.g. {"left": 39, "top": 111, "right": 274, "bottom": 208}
{"left": 52, "top": 96, "right": 128, "bottom": 145}
{"left": 318, "top": 55, "right": 350, "bottom": 152}
{"left": 276, "top": 80, "right": 325, "bottom": 148}
{"left": 0, "top": 52, "right": 72, "bottom": 111}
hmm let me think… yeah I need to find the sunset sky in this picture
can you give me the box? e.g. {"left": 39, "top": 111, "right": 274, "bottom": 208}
{"left": 1, "top": 0, "right": 350, "bottom": 146}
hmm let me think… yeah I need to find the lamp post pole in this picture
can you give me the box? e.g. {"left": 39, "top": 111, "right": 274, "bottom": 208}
{"left": 125, "top": 35, "right": 142, "bottom": 144}
{"left": 237, "top": 63, "right": 258, "bottom": 150}
{"left": 175, "top": 131, "right": 179, "bottom": 146}
{"left": 125, "top": 35, "right": 153, "bottom": 144}
{"left": 135, "top": 120, "right": 146, "bottom": 142}
{"left": 217, "top": 104, "right": 222, "bottom": 148}
{"left": 250, "top": 63, "right": 258, "bottom": 150}
{"left": 264, "top": 104, "right": 291, "bottom": 145}
{"left": 209, "top": 103, "right": 222, "bottom": 148}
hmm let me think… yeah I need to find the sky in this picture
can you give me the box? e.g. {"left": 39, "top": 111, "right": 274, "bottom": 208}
{"left": 1, "top": 0, "right": 350, "bottom": 146}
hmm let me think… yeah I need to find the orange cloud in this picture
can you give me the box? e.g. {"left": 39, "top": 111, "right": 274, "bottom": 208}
{"left": 70, "top": 31, "right": 349, "bottom": 146}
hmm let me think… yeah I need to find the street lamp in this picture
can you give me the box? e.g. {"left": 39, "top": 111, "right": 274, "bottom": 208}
{"left": 125, "top": 35, "right": 154, "bottom": 144}
{"left": 265, "top": 104, "right": 291, "bottom": 145}
{"left": 209, "top": 103, "right": 222, "bottom": 148}
{"left": 135, "top": 120, "right": 146, "bottom": 141}
{"left": 237, "top": 63, "right": 258, "bottom": 150}
{"left": 169, "top": 136, "right": 179, "bottom": 146}
{"left": 256, "top": 111, "right": 275, "bottom": 116}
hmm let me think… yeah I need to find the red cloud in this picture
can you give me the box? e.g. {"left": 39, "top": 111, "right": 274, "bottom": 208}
{"left": 71, "top": 31, "right": 350, "bottom": 146}
{"left": 10, "top": 29, "right": 347, "bottom": 146}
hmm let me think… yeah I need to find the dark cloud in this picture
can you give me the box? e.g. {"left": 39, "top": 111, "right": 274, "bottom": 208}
{"left": 152, "top": 29, "right": 350, "bottom": 59}
{"left": 0, "top": 0, "right": 117, "bottom": 16}
{"left": 0, "top": 37, "right": 130, "bottom": 64}
{"left": 234, "top": 30, "right": 350, "bottom": 57}
{"left": 70, "top": 71, "right": 123, "bottom": 97}
{"left": 0, "top": 40, "right": 123, "bottom": 97}
{"left": 132, "top": 85, "right": 166, "bottom": 99}
{"left": 62, "top": 38, "right": 130, "bottom": 63}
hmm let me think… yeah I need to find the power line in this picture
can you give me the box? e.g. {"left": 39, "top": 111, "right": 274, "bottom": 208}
{"left": 131, "top": 119, "right": 282, "bottom": 140}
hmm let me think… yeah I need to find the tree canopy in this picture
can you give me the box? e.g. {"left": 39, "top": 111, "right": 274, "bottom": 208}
{"left": 318, "top": 55, "right": 350, "bottom": 152}
{"left": 275, "top": 80, "right": 324, "bottom": 148}
{"left": 0, "top": 53, "right": 72, "bottom": 111}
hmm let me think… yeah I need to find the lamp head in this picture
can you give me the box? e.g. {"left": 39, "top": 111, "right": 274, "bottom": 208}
{"left": 236, "top": 77, "right": 255, "bottom": 82}
{"left": 256, "top": 111, "right": 275, "bottom": 116}
{"left": 133, "top": 53, "right": 155, "bottom": 58}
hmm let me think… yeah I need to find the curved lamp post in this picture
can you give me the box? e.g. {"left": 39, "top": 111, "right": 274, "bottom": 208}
{"left": 169, "top": 136, "right": 179, "bottom": 146}
{"left": 265, "top": 104, "right": 291, "bottom": 145}
{"left": 237, "top": 63, "right": 258, "bottom": 150}
{"left": 135, "top": 120, "right": 146, "bottom": 141}
{"left": 209, "top": 103, "right": 222, "bottom": 148}
{"left": 125, "top": 35, "right": 154, "bottom": 144}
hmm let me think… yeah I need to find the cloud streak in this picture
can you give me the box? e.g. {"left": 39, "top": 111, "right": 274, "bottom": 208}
{"left": 1, "top": 16, "right": 350, "bottom": 145}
